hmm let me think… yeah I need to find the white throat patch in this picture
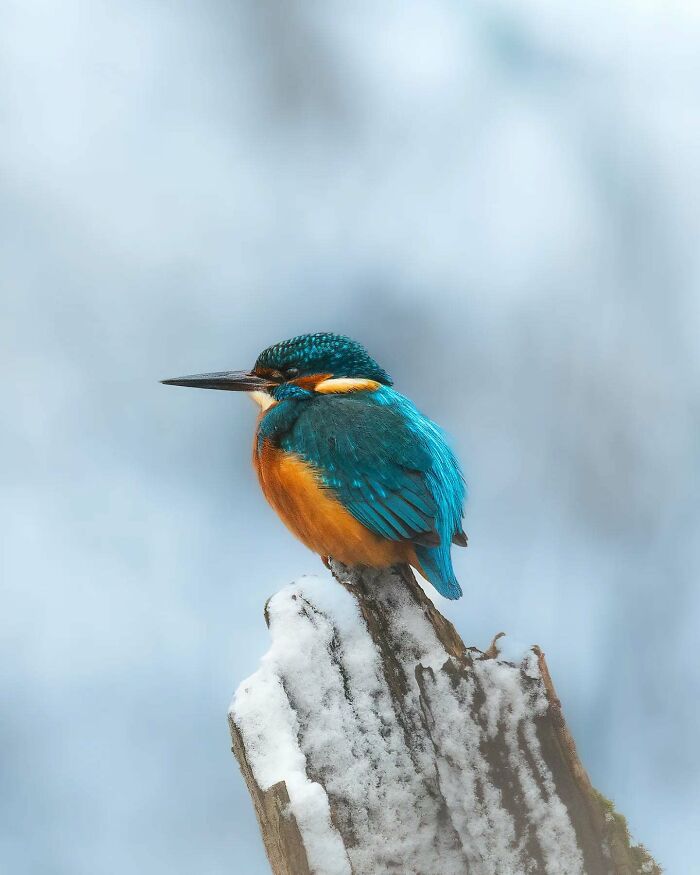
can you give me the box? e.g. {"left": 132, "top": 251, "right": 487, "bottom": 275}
{"left": 248, "top": 390, "right": 276, "bottom": 411}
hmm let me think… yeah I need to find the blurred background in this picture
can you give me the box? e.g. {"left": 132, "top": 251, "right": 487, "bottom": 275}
{"left": 2, "top": 0, "right": 699, "bottom": 872}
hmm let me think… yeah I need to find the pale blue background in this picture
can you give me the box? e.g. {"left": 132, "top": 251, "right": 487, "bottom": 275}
{"left": 2, "top": 1, "right": 699, "bottom": 872}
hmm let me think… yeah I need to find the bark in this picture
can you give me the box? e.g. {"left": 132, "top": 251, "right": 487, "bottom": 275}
{"left": 229, "top": 562, "right": 660, "bottom": 875}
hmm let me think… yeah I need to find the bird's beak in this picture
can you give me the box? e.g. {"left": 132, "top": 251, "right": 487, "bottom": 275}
{"left": 160, "top": 370, "right": 276, "bottom": 392}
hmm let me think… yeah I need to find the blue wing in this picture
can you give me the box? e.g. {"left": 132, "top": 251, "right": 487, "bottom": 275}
{"left": 279, "top": 387, "right": 466, "bottom": 598}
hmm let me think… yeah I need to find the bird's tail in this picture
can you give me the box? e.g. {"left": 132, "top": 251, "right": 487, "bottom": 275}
{"left": 414, "top": 544, "right": 463, "bottom": 600}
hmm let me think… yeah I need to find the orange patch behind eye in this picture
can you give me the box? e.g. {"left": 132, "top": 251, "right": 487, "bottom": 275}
{"left": 284, "top": 374, "right": 380, "bottom": 393}
{"left": 289, "top": 373, "right": 333, "bottom": 390}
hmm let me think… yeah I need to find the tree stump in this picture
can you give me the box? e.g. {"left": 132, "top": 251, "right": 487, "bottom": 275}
{"left": 229, "top": 563, "right": 659, "bottom": 875}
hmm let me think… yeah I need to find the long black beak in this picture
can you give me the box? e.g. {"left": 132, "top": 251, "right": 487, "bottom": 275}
{"left": 160, "top": 370, "right": 276, "bottom": 391}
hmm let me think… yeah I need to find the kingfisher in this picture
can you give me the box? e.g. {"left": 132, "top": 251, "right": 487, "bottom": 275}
{"left": 162, "top": 333, "right": 467, "bottom": 599}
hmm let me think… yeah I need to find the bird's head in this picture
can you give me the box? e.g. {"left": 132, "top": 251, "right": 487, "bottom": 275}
{"left": 161, "top": 333, "right": 392, "bottom": 404}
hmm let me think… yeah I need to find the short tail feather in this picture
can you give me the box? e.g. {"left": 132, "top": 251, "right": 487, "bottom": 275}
{"left": 415, "top": 544, "right": 462, "bottom": 600}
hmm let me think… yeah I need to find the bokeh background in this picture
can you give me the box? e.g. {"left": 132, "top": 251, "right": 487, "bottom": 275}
{"left": 2, "top": 1, "right": 699, "bottom": 872}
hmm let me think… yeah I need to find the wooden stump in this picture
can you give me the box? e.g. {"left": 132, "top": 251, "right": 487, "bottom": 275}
{"left": 229, "top": 563, "right": 659, "bottom": 875}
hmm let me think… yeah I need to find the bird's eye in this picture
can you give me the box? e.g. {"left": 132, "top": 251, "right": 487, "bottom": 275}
{"left": 285, "top": 367, "right": 299, "bottom": 378}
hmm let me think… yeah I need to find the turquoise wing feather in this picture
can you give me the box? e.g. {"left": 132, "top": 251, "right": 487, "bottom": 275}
{"left": 278, "top": 387, "right": 466, "bottom": 598}
{"left": 283, "top": 393, "right": 439, "bottom": 545}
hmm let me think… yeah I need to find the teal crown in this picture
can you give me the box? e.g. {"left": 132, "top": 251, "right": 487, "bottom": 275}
{"left": 255, "top": 333, "right": 393, "bottom": 385}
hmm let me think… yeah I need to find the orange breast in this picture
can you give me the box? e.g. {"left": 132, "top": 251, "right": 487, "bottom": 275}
{"left": 253, "top": 437, "right": 417, "bottom": 570}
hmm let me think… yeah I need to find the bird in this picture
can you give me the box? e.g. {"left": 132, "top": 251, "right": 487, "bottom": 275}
{"left": 162, "top": 332, "right": 467, "bottom": 599}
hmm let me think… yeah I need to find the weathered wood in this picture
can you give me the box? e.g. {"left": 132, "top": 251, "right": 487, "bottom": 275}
{"left": 229, "top": 563, "right": 660, "bottom": 875}
{"left": 230, "top": 720, "right": 312, "bottom": 875}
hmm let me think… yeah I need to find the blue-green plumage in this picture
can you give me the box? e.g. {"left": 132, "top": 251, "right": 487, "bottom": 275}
{"left": 255, "top": 334, "right": 467, "bottom": 599}
{"left": 163, "top": 332, "right": 467, "bottom": 599}
{"left": 256, "top": 333, "right": 393, "bottom": 386}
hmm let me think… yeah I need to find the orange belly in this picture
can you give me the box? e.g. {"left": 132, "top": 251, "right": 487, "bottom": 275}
{"left": 253, "top": 438, "right": 417, "bottom": 569}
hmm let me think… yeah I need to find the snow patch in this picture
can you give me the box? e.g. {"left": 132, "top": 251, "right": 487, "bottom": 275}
{"left": 232, "top": 577, "right": 352, "bottom": 875}
{"left": 231, "top": 573, "right": 585, "bottom": 875}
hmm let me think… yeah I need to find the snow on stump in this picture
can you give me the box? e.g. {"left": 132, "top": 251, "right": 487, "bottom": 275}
{"left": 229, "top": 562, "right": 659, "bottom": 875}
